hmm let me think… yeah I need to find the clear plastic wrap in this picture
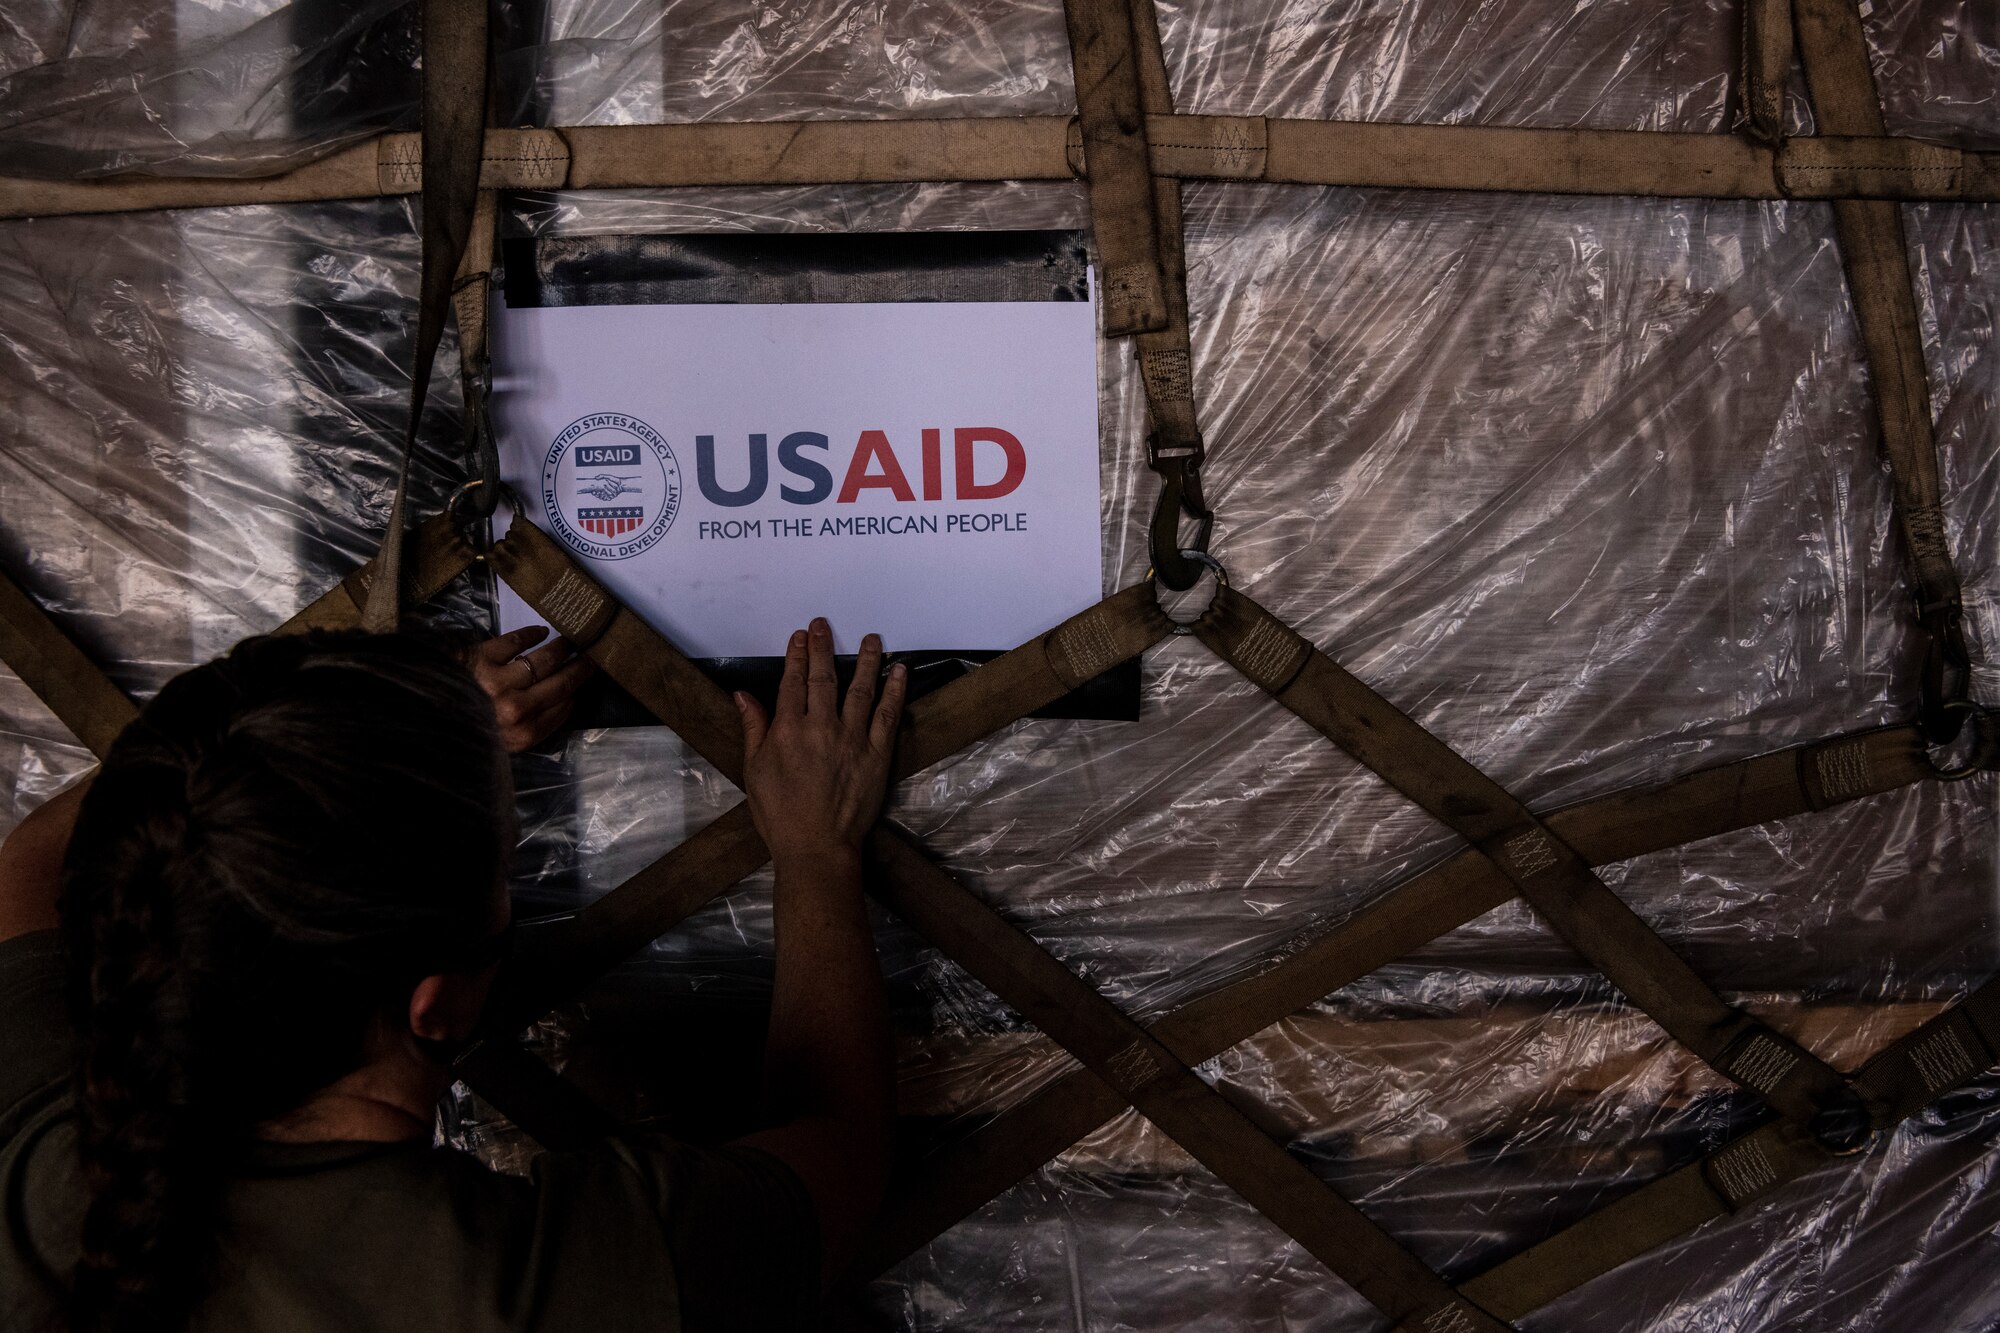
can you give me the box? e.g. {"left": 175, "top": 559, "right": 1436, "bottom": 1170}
{"left": 0, "top": 3, "right": 419, "bottom": 178}
{"left": 1, "top": 2, "right": 1995, "bottom": 1330}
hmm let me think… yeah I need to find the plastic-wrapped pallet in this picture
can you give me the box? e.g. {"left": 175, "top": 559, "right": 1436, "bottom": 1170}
{"left": 0, "top": 2, "right": 1994, "bottom": 1329}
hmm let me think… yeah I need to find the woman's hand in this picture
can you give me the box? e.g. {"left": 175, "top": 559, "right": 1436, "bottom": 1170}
{"left": 468, "top": 625, "right": 598, "bottom": 753}
{"left": 737, "top": 618, "right": 907, "bottom": 866}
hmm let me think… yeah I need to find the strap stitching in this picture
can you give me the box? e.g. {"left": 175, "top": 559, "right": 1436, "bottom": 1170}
{"left": 1909, "top": 1024, "right": 1975, "bottom": 1094}
{"left": 1104, "top": 1040, "right": 1165, "bottom": 1095}
{"left": 1813, "top": 739, "right": 1872, "bottom": 802}
{"left": 1148, "top": 141, "right": 1267, "bottom": 153}
{"left": 1423, "top": 1306, "right": 1479, "bottom": 1333}
{"left": 1501, "top": 829, "right": 1558, "bottom": 879}
{"left": 540, "top": 567, "right": 611, "bottom": 641}
{"left": 1050, "top": 610, "right": 1120, "bottom": 685}
{"left": 1728, "top": 1032, "right": 1801, "bottom": 1094}
{"left": 1710, "top": 1135, "right": 1778, "bottom": 1205}
{"left": 1232, "top": 616, "right": 1305, "bottom": 691}
{"left": 1784, "top": 165, "right": 1957, "bottom": 176}
{"left": 1141, "top": 348, "right": 1194, "bottom": 399}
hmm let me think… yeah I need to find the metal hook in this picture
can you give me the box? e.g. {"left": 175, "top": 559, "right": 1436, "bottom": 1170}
{"left": 1923, "top": 700, "right": 1989, "bottom": 781}
{"left": 447, "top": 479, "right": 506, "bottom": 556}
{"left": 1147, "top": 549, "right": 1229, "bottom": 635}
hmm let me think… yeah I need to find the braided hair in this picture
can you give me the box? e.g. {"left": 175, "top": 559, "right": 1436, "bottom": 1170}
{"left": 56, "top": 631, "right": 510, "bottom": 1333}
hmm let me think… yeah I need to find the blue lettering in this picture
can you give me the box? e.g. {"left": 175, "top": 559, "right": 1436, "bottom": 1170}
{"left": 696, "top": 433, "right": 768, "bottom": 508}
{"left": 778, "top": 432, "right": 833, "bottom": 505}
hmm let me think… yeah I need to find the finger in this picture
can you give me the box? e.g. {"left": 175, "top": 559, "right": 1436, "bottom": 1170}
{"left": 516, "top": 652, "right": 595, "bottom": 713}
{"left": 776, "top": 628, "right": 809, "bottom": 719}
{"left": 736, "top": 690, "right": 769, "bottom": 764}
{"left": 478, "top": 625, "right": 549, "bottom": 664}
{"left": 870, "top": 661, "right": 908, "bottom": 753}
{"left": 806, "top": 617, "right": 837, "bottom": 719}
{"left": 844, "top": 633, "right": 882, "bottom": 736}
{"left": 519, "top": 634, "right": 578, "bottom": 685}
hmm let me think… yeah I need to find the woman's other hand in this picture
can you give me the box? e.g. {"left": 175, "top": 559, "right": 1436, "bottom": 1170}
{"left": 468, "top": 626, "right": 598, "bottom": 753}
{"left": 737, "top": 618, "right": 907, "bottom": 865}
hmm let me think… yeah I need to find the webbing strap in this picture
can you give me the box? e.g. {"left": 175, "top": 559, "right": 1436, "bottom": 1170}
{"left": 1793, "top": 0, "right": 1887, "bottom": 136}
{"left": 454, "top": 189, "right": 501, "bottom": 521}
{"left": 1193, "top": 587, "right": 1846, "bottom": 1120}
{"left": 273, "top": 514, "right": 476, "bottom": 636}
{"left": 359, "top": 0, "right": 490, "bottom": 632}
{"left": 8, "top": 121, "right": 2000, "bottom": 220}
{"left": 563, "top": 119, "right": 1066, "bottom": 189}
{"left": 866, "top": 825, "right": 1511, "bottom": 1333}
{"left": 1261, "top": 120, "right": 1763, "bottom": 196}
{"left": 1063, "top": 0, "right": 1217, "bottom": 589}
{"left": 0, "top": 512, "right": 478, "bottom": 760}
{"left": 1123, "top": 0, "right": 1214, "bottom": 592}
{"left": 1738, "top": 0, "right": 1792, "bottom": 143}
{"left": 857, "top": 721, "right": 1931, "bottom": 1274}
{"left": 898, "top": 582, "right": 1174, "bottom": 774}
{"left": 1850, "top": 974, "right": 2000, "bottom": 1126}
{"left": 0, "top": 564, "right": 137, "bottom": 759}
{"left": 1833, "top": 194, "right": 1963, "bottom": 651}
{"left": 1793, "top": 0, "right": 1972, "bottom": 744}
{"left": 1062, "top": 0, "right": 1168, "bottom": 337}
{"left": 1460, "top": 973, "right": 2000, "bottom": 1319}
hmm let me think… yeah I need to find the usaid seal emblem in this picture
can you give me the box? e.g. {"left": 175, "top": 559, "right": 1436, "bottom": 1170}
{"left": 541, "top": 413, "right": 681, "bottom": 561}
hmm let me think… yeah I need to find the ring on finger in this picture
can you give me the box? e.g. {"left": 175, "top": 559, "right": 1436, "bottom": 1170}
{"left": 518, "top": 655, "right": 541, "bottom": 687}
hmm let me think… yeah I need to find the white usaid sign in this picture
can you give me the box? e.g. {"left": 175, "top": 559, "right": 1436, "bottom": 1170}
{"left": 492, "top": 297, "right": 1102, "bottom": 658}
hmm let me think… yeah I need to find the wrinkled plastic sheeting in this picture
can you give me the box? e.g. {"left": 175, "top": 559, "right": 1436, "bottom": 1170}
{"left": 2, "top": 2, "right": 1998, "bottom": 1330}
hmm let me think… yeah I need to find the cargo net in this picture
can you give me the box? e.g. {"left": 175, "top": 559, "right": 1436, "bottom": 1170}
{"left": 2, "top": 1, "right": 1997, "bottom": 1329}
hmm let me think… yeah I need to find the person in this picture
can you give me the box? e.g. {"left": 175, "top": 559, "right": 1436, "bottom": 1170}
{"left": 0, "top": 615, "right": 905, "bottom": 1332}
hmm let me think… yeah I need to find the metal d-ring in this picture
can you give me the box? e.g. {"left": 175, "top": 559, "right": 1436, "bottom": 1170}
{"left": 1923, "top": 699, "right": 1986, "bottom": 781}
{"left": 447, "top": 479, "right": 504, "bottom": 555}
{"left": 1809, "top": 1088, "right": 1879, "bottom": 1158}
{"left": 1148, "top": 548, "right": 1229, "bottom": 636}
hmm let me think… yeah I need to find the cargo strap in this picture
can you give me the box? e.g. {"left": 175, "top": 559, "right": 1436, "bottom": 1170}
{"left": 858, "top": 720, "right": 1942, "bottom": 1272}
{"left": 1124, "top": 0, "right": 1214, "bottom": 590}
{"left": 1064, "top": 0, "right": 1213, "bottom": 590}
{"left": 1459, "top": 974, "right": 2000, "bottom": 1319}
{"left": 275, "top": 514, "right": 477, "bottom": 636}
{"left": 1737, "top": 0, "right": 1792, "bottom": 144}
{"left": 0, "top": 515, "right": 475, "bottom": 761}
{"left": 452, "top": 188, "right": 503, "bottom": 534}
{"left": 1061, "top": 0, "right": 1166, "bottom": 337}
{"left": 359, "top": 0, "right": 491, "bottom": 632}
{"left": 1792, "top": 0, "right": 1975, "bottom": 745}
{"left": 7, "top": 122, "right": 1999, "bottom": 221}
{"left": 868, "top": 826, "right": 1510, "bottom": 1333}
{"left": 0, "top": 564, "right": 137, "bottom": 759}
{"left": 1194, "top": 586, "right": 1847, "bottom": 1120}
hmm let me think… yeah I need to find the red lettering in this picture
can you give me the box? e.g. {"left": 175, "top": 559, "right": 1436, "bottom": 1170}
{"left": 921, "top": 427, "right": 943, "bottom": 501}
{"left": 954, "top": 427, "right": 1026, "bottom": 501}
{"left": 837, "top": 429, "right": 917, "bottom": 503}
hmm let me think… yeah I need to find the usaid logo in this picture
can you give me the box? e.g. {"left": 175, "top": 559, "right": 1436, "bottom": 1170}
{"left": 541, "top": 413, "right": 682, "bottom": 560}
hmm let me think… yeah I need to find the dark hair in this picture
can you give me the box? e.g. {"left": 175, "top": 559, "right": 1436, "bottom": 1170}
{"left": 57, "top": 631, "right": 510, "bottom": 1333}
